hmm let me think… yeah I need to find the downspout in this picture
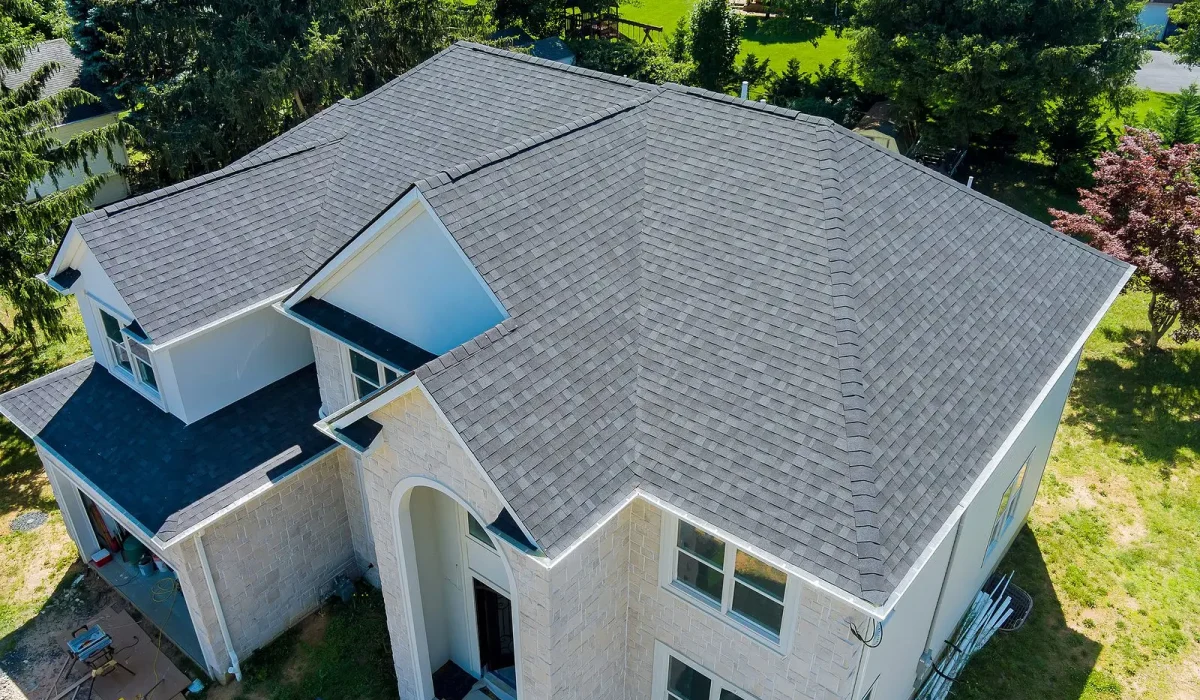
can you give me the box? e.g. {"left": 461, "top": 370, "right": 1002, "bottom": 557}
{"left": 195, "top": 530, "right": 242, "bottom": 682}
{"left": 917, "top": 513, "right": 966, "bottom": 685}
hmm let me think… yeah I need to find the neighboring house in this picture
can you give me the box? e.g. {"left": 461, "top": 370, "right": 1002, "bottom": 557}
{"left": 0, "top": 42, "right": 1132, "bottom": 700}
{"left": 0, "top": 38, "right": 130, "bottom": 207}
{"left": 1139, "top": 1, "right": 1181, "bottom": 41}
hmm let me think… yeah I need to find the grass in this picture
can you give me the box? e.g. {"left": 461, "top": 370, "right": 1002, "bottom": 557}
{"left": 952, "top": 291, "right": 1200, "bottom": 700}
{"left": 231, "top": 586, "right": 396, "bottom": 700}
{"left": 0, "top": 301, "right": 90, "bottom": 640}
{"left": 621, "top": 0, "right": 852, "bottom": 71}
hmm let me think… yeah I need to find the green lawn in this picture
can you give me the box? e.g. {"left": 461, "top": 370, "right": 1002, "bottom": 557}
{"left": 621, "top": 0, "right": 852, "bottom": 71}
{"left": 953, "top": 292, "right": 1200, "bottom": 700}
{"left": 232, "top": 585, "right": 396, "bottom": 700}
{"left": 0, "top": 301, "right": 90, "bottom": 641}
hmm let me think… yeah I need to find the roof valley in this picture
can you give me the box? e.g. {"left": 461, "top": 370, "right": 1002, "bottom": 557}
{"left": 818, "top": 122, "right": 886, "bottom": 601}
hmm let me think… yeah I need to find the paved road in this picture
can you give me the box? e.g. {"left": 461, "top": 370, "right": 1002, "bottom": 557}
{"left": 1137, "top": 50, "right": 1200, "bottom": 93}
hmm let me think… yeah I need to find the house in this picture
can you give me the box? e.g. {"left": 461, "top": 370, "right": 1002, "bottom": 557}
{"left": 1139, "top": 1, "right": 1180, "bottom": 41}
{"left": 1, "top": 38, "right": 130, "bottom": 207}
{"left": 0, "top": 42, "right": 1132, "bottom": 700}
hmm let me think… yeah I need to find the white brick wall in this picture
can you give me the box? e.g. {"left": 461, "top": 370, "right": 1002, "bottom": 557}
{"left": 311, "top": 328, "right": 351, "bottom": 415}
{"left": 356, "top": 386, "right": 865, "bottom": 700}
{"left": 177, "top": 449, "right": 356, "bottom": 660}
{"left": 624, "top": 499, "right": 864, "bottom": 700}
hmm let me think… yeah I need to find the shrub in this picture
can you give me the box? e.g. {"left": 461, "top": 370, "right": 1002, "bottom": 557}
{"left": 568, "top": 39, "right": 691, "bottom": 85}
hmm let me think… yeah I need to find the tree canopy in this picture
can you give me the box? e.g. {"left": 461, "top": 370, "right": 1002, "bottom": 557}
{"left": 689, "top": 0, "right": 743, "bottom": 92}
{"left": 851, "top": 0, "right": 1146, "bottom": 150}
{"left": 69, "top": 0, "right": 489, "bottom": 188}
{"left": 1, "top": 0, "right": 134, "bottom": 343}
{"left": 1052, "top": 129, "right": 1200, "bottom": 348}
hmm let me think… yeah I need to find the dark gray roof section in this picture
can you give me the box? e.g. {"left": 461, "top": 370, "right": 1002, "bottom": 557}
{"left": 49, "top": 267, "right": 81, "bottom": 291}
{"left": 68, "top": 42, "right": 651, "bottom": 344}
{"left": 333, "top": 416, "right": 384, "bottom": 454}
{"left": 1, "top": 39, "right": 117, "bottom": 121}
{"left": 0, "top": 360, "right": 335, "bottom": 541}
{"left": 288, "top": 298, "right": 435, "bottom": 372}
{"left": 408, "top": 83, "right": 1131, "bottom": 603}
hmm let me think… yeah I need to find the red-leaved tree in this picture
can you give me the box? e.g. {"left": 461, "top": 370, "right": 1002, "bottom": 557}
{"left": 1051, "top": 128, "right": 1200, "bottom": 349}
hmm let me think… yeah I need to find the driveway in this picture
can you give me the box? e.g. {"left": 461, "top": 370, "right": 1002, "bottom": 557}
{"left": 1137, "top": 49, "right": 1200, "bottom": 93}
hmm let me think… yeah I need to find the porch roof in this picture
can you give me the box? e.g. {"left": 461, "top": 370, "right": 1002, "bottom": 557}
{"left": 0, "top": 359, "right": 335, "bottom": 543}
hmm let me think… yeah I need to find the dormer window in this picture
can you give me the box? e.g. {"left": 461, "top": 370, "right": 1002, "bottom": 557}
{"left": 98, "top": 307, "right": 158, "bottom": 396}
{"left": 349, "top": 348, "right": 399, "bottom": 400}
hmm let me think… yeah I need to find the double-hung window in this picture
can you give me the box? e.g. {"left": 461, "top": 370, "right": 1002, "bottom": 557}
{"left": 99, "top": 308, "right": 158, "bottom": 396}
{"left": 654, "top": 644, "right": 754, "bottom": 700}
{"left": 669, "top": 518, "right": 790, "bottom": 643}
{"left": 984, "top": 461, "right": 1029, "bottom": 559}
{"left": 349, "top": 348, "right": 399, "bottom": 400}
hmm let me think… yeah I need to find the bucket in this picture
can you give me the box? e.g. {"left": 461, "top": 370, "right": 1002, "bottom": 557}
{"left": 137, "top": 555, "right": 155, "bottom": 577}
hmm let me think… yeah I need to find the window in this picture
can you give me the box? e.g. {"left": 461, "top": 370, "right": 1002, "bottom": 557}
{"left": 985, "top": 461, "right": 1029, "bottom": 559}
{"left": 669, "top": 518, "right": 789, "bottom": 641}
{"left": 467, "top": 512, "right": 495, "bottom": 549}
{"left": 655, "top": 645, "right": 753, "bottom": 700}
{"left": 99, "top": 309, "right": 131, "bottom": 374}
{"left": 349, "top": 348, "right": 399, "bottom": 400}
{"left": 98, "top": 307, "right": 158, "bottom": 396}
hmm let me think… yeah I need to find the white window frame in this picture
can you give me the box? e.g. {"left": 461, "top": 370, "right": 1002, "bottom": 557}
{"left": 344, "top": 346, "right": 399, "bottom": 401}
{"left": 652, "top": 641, "right": 758, "bottom": 700}
{"left": 92, "top": 300, "right": 161, "bottom": 403}
{"left": 658, "top": 513, "right": 800, "bottom": 652}
{"left": 984, "top": 459, "right": 1030, "bottom": 561}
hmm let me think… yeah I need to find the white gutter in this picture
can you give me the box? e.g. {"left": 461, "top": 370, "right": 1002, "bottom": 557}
{"left": 195, "top": 530, "right": 242, "bottom": 682}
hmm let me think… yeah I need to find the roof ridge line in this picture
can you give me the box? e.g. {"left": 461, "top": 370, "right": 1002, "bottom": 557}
{"left": 77, "top": 136, "right": 343, "bottom": 222}
{"left": 459, "top": 41, "right": 654, "bottom": 91}
{"left": 818, "top": 122, "right": 885, "bottom": 600}
{"left": 339, "top": 43, "right": 467, "bottom": 108}
{"left": 661, "top": 82, "right": 838, "bottom": 127}
{"left": 412, "top": 90, "right": 660, "bottom": 193}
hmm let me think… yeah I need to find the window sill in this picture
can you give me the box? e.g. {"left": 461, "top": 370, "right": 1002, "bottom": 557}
{"left": 106, "top": 361, "right": 167, "bottom": 411}
{"left": 664, "top": 581, "right": 787, "bottom": 655}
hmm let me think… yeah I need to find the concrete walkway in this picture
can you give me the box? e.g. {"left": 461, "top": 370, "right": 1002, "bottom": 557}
{"left": 1137, "top": 50, "right": 1200, "bottom": 93}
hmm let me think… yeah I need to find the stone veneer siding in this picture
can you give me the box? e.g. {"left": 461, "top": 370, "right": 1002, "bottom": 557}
{"left": 358, "top": 386, "right": 864, "bottom": 700}
{"left": 172, "top": 449, "right": 356, "bottom": 664}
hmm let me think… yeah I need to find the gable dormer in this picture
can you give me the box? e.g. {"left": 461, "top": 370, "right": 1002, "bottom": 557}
{"left": 283, "top": 191, "right": 506, "bottom": 414}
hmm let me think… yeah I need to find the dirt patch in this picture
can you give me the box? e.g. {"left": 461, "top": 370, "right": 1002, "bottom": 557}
{"left": 280, "top": 610, "right": 332, "bottom": 684}
{"left": 0, "top": 565, "right": 121, "bottom": 700}
{"left": 5, "top": 520, "right": 77, "bottom": 604}
{"left": 1171, "top": 647, "right": 1200, "bottom": 700}
{"left": 1057, "top": 473, "right": 1147, "bottom": 546}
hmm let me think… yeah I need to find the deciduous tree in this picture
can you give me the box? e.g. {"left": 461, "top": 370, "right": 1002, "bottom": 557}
{"left": 1051, "top": 129, "right": 1200, "bottom": 348}
{"left": 690, "top": 0, "right": 742, "bottom": 92}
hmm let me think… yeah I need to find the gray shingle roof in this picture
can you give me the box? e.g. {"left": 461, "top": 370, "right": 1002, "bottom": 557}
{"left": 403, "top": 81, "right": 1131, "bottom": 604}
{"left": 69, "top": 43, "right": 652, "bottom": 344}
{"left": 52, "top": 41, "right": 1130, "bottom": 604}
{"left": 0, "top": 360, "right": 333, "bottom": 542}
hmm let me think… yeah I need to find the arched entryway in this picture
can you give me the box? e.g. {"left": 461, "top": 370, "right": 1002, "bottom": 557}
{"left": 394, "top": 480, "right": 521, "bottom": 700}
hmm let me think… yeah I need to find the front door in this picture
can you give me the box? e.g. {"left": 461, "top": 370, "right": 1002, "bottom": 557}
{"left": 473, "top": 579, "right": 514, "bottom": 673}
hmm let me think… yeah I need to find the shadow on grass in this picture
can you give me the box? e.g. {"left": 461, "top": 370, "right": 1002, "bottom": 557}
{"left": 951, "top": 527, "right": 1103, "bottom": 699}
{"left": 742, "top": 16, "right": 826, "bottom": 46}
{"left": 969, "top": 159, "right": 1082, "bottom": 225}
{"left": 0, "top": 340, "right": 63, "bottom": 517}
{"left": 1067, "top": 334, "right": 1200, "bottom": 473}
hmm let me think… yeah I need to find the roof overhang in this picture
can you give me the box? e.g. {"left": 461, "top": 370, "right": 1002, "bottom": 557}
{"left": 279, "top": 298, "right": 435, "bottom": 373}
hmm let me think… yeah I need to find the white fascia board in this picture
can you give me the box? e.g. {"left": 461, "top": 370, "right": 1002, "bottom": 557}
{"left": 147, "top": 287, "right": 295, "bottom": 351}
{"left": 317, "top": 373, "right": 545, "bottom": 555}
{"left": 46, "top": 224, "right": 82, "bottom": 278}
{"left": 283, "top": 188, "right": 425, "bottom": 308}
{"left": 873, "top": 263, "right": 1135, "bottom": 616}
{"left": 160, "top": 443, "right": 340, "bottom": 548}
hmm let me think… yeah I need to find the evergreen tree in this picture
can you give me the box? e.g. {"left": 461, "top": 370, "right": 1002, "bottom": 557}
{"left": 690, "top": 0, "right": 742, "bottom": 92}
{"left": 852, "top": 0, "right": 1147, "bottom": 149}
{"left": 1146, "top": 84, "right": 1200, "bottom": 145}
{"left": 1, "top": 0, "right": 134, "bottom": 343}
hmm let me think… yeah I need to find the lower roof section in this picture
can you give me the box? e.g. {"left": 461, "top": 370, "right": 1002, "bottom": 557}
{"left": 0, "top": 359, "right": 335, "bottom": 543}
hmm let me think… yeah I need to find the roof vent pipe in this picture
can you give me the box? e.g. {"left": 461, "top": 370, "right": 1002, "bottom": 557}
{"left": 740, "top": 81, "right": 749, "bottom": 100}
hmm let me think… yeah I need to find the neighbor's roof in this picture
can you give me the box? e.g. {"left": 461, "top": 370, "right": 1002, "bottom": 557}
{"left": 54, "top": 42, "right": 1131, "bottom": 605}
{"left": 384, "top": 79, "right": 1131, "bottom": 604}
{"left": 0, "top": 39, "right": 117, "bottom": 121}
{"left": 0, "top": 361, "right": 333, "bottom": 542}
{"left": 67, "top": 42, "right": 652, "bottom": 344}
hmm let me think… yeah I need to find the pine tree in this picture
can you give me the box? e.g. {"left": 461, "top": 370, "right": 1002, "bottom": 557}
{"left": 1, "top": 0, "right": 135, "bottom": 343}
{"left": 1146, "top": 84, "right": 1200, "bottom": 145}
